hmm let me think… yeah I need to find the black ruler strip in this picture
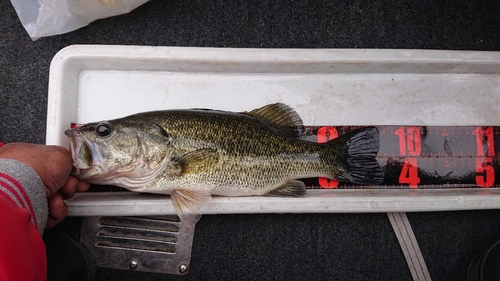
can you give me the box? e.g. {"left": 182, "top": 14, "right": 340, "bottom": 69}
{"left": 73, "top": 124, "right": 500, "bottom": 192}
{"left": 298, "top": 126, "right": 500, "bottom": 189}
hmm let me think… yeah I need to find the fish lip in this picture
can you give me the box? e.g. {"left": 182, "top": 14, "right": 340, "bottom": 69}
{"left": 65, "top": 129, "right": 81, "bottom": 167}
{"left": 65, "top": 128, "right": 106, "bottom": 172}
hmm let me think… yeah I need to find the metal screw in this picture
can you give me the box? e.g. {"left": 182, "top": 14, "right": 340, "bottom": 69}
{"left": 129, "top": 260, "right": 139, "bottom": 270}
{"left": 179, "top": 264, "right": 188, "bottom": 273}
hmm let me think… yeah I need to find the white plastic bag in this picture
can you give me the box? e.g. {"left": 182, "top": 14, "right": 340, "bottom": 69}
{"left": 10, "top": 0, "right": 149, "bottom": 40}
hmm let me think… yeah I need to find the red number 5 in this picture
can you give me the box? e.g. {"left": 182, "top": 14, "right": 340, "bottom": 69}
{"left": 476, "top": 158, "right": 495, "bottom": 188}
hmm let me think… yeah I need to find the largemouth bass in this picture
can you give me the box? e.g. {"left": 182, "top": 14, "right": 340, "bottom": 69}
{"left": 65, "top": 103, "right": 384, "bottom": 226}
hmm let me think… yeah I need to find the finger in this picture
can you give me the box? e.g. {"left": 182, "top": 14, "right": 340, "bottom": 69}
{"left": 59, "top": 176, "right": 78, "bottom": 199}
{"left": 46, "top": 193, "right": 68, "bottom": 228}
{"left": 45, "top": 182, "right": 65, "bottom": 199}
{"left": 45, "top": 186, "right": 58, "bottom": 198}
{"left": 60, "top": 177, "right": 91, "bottom": 199}
{"left": 76, "top": 180, "right": 91, "bottom": 192}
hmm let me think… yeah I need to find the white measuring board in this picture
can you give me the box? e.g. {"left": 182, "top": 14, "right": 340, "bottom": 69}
{"left": 45, "top": 45, "right": 500, "bottom": 216}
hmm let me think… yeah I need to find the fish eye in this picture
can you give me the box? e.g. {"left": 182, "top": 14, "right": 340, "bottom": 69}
{"left": 95, "top": 123, "right": 112, "bottom": 138}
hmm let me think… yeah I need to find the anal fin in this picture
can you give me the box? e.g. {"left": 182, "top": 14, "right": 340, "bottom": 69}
{"left": 171, "top": 189, "right": 212, "bottom": 227}
{"left": 264, "top": 179, "right": 306, "bottom": 197}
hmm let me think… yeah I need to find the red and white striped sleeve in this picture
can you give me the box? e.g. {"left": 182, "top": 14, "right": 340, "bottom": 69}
{"left": 0, "top": 158, "right": 48, "bottom": 281}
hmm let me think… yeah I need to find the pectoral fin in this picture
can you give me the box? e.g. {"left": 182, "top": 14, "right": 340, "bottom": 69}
{"left": 173, "top": 148, "right": 219, "bottom": 175}
{"left": 171, "top": 189, "right": 212, "bottom": 227}
{"left": 264, "top": 179, "right": 306, "bottom": 197}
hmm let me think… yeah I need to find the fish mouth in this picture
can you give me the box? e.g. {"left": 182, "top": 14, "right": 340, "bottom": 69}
{"left": 65, "top": 129, "right": 106, "bottom": 175}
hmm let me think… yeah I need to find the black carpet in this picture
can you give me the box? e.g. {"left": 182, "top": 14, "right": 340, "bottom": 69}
{"left": 1, "top": 0, "right": 500, "bottom": 280}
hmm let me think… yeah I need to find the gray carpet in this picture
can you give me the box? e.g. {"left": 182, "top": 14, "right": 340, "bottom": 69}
{"left": 1, "top": 0, "right": 500, "bottom": 280}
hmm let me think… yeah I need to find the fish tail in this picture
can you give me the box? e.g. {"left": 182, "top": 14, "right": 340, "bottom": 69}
{"left": 325, "top": 127, "right": 385, "bottom": 184}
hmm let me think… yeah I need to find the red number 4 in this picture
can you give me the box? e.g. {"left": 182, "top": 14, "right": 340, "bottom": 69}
{"left": 399, "top": 158, "right": 420, "bottom": 187}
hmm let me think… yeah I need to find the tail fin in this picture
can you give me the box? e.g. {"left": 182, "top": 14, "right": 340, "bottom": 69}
{"left": 329, "top": 127, "right": 384, "bottom": 184}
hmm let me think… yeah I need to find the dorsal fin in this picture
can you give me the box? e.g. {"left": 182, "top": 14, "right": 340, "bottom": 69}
{"left": 244, "top": 103, "right": 303, "bottom": 127}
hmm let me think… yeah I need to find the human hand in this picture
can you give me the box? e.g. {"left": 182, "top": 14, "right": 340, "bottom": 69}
{"left": 0, "top": 143, "right": 90, "bottom": 228}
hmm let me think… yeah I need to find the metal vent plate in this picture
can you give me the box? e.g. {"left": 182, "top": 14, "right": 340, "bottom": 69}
{"left": 80, "top": 215, "right": 195, "bottom": 275}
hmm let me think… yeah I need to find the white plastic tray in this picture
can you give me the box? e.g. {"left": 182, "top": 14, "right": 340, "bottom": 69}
{"left": 46, "top": 45, "right": 500, "bottom": 216}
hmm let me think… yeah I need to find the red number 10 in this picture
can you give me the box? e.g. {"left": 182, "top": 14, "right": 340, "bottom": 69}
{"left": 394, "top": 126, "right": 421, "bottom": 157}
{"left": 394, "top": 127, "right": 421, "bottom": 188}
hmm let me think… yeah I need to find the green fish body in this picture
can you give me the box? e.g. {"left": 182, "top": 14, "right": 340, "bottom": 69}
{"left": 65, "top": 103, "right": 384, "bottom": 226}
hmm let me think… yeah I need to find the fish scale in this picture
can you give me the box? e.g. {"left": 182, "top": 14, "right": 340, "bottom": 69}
{"left": 149, "top": 110, "right": 335, "bottom": 194}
